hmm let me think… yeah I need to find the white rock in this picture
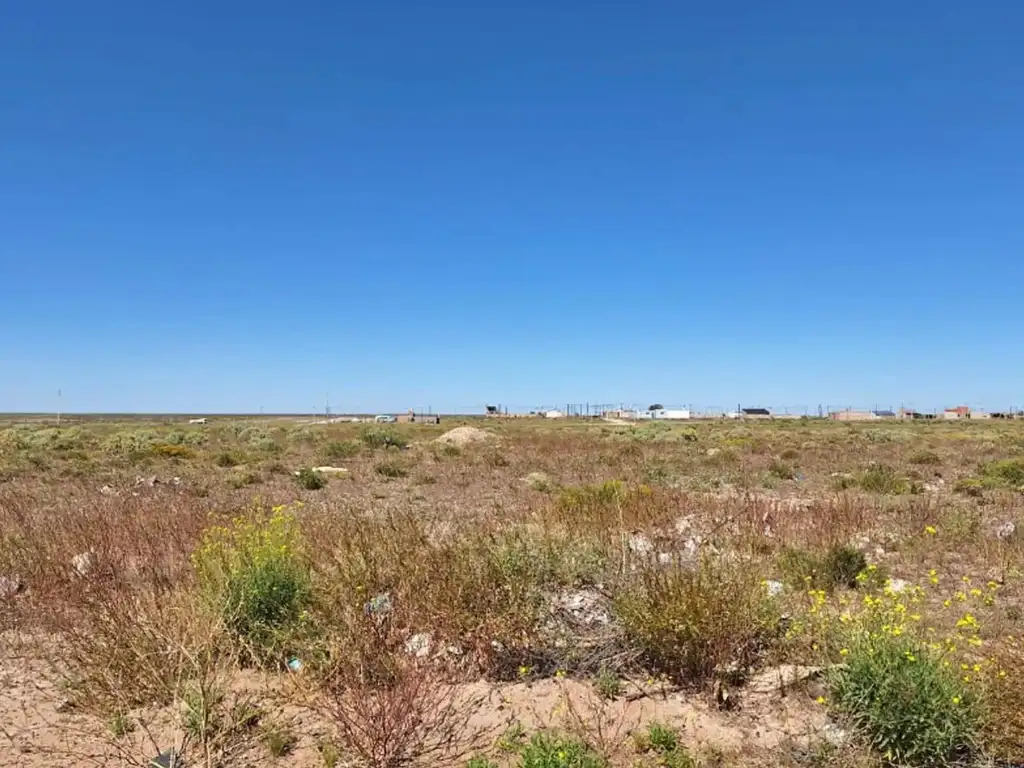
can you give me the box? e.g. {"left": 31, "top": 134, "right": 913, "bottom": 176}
{"left": 404, "top": 632, "right": 432, "bottom": 658}
{"left": 822, "top": 722, "right": 850, "bottom": 747}
{"left": 311, "top": 466, "right": 349, "bottom": 476}
{"left": 627, "top": 533, "right": 654, "bottom": 556}
{"left": 71, "top": 552, "right": 96, "bottom": 578}
{"left": 673, "top": 515, "right": 695, "bottom": 536}
{"left": 99, "top": 485, "right": 115, "bottom": 496}
{"left": 886, "top": 578, "right": 909, "bottom": 594}
{"left": 0, "top": 575, "right": 23, "bottom": 600}
{"left": 764, "top": 580, "right": 785, "bottom": 598}
{"left": 551, "top": 588, "right": 611, "bottom": 626}
{"left": 996, "top": 521, "right": 1017, "bottom": 540}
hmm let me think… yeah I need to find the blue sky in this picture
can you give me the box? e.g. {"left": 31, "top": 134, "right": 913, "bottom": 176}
{"left": 2, "top": 1, "right": 1022, "bottom": 413}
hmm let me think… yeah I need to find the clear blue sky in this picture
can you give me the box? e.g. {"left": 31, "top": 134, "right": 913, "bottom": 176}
{"left": 2, "top": 2, "right": 1022, "bottom": 414}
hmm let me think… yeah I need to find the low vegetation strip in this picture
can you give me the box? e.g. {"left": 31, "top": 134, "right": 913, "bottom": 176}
{"left": 0, "top": 416, "right": 1022, "bottom": 766}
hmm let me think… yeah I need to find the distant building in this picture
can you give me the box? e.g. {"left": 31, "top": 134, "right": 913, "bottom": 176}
{"left": 741, "top": 407, "right": 772, "bottom": 418}
{"left": 544, "top": 409, "right": 565, "bottom": 419}
{"left": 830, "top": 410, "right": 877, "bottom": 421}
{"left": 660, "top": 409, "right": 691, "bottom": 420}
{"left": 643, "top": 408, "right": 692, "bottom": 420}
{"left": 968, "top": 411, "right": 991, "bottom": 419}
{"left": 873, "top": 410, "right": 896, "bottom": 419}
{"left": 943, "top": 406, "right": 970, "bottom": 420}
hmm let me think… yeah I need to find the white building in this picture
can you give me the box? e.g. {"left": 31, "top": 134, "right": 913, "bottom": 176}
{"left": 659, "top": 409, "right": 691, "bottom": 420}
{"left": 544, "top": 409, "right": 565, "bottom": 419}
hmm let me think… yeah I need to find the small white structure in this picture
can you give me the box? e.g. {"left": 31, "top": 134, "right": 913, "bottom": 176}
{"left": 544, "top": 409, "right": 565, "bottom": 419}
{"left": 188, "top": 418, "right": 208, "bottom": 425}
{"left": 660, "top": 409, "right": 691, "bottom": 420}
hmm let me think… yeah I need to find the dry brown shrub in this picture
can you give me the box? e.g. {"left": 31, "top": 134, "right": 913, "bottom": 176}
{"left": 312, "top": 613, "right": 485, "bottom": 767}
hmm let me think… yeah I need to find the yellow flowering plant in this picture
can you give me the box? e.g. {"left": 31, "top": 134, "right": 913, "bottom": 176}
{"left": 193, "top": 501, "right": 312, "bottom": 660}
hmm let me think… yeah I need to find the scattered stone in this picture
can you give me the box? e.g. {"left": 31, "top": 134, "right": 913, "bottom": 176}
{"left": 886, "top": 578, "right": 909, "bottom": 594}
{"left": 71, "top": 551, "right": 96, "bottom": 578}
{"left": 996, "top": 521, "right": 1017, "bottom": 540}
{"left": 0, "top": 574, "right": 24, "bottom": 600}
{"left": 99, "top": 485, "right": 115, "bottom": 496}
{"left": 310, "top": 466, "right": 349, "bottom": 476}
{"left": 150, "top": 749, "right": 186, "bottom": 768}
{"left": 170, "top": 476, "right": 182, "bottom": 486}
{"left": 923, "top": 478, "right": 945, "bottom": 493}
{"left": 673, "top": 515, "right": 695, "bottom": 536}
{"left": 706, "top": 448, "right": 721, "bottom": 457}
{"left": 821, "top": 722, "right": 851, "bottom": 747}
{"left": 490, "top": 639, "right": 505, "bottom": 653}
{"left": 363, "top": 593, "right": 392, "bottom": 616}
{"left": 764, "top": 580, "right": 785, "bottom": 598}
{"left": 445, "top": 644, "right": 464, "bottom": 657}
{"left": 404, "top": 632, "right": 432, "bottom": 658}
{"left": 657, "top": 552, "right": 674, "bottom": 567}
{"left": 435, "top": 427, "right": 495, "bottom": 448}
{"left": 134, "top": 475, "right": 159, "bottom": 488}
{"left": 627, "top": 532, "right": 655, "bottom": 556}
{"left": 54, "top": 696, "right": 74, "bottom": 713}
{"left": 551, "top": 588, "right": 611, "bottom": 627}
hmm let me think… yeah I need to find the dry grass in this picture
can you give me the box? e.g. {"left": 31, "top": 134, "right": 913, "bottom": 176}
{"left": 1, "top": 416, "right": 1024, "bottom": 766}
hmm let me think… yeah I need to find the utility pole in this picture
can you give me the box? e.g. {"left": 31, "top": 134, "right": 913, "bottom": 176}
{"left": 57, "top": 388, "right": 62, "bottom": 427}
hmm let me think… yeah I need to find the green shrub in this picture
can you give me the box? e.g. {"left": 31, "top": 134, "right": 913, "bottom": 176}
{"left": 614, "top": 559, "right": 776, "bottom": 685}
{"left": 777, "top": 544, "right": 867, "bottom": 591}
{"left": 908, "top": 450, "right": 942, "bottom": 466}
{"left": 632, "top": 722, "right": 693, "bottom": 766}
{"left": 828, "top": 631, "right": 980, "bottom": 766}
{"left": 518, "top": 732, "right": 607, "bottom": 768}
{"left": 324, "top": 440, "right": 361, "bottom": 460}
{"left": 777, "top": 547, "right": 823, "bottom": 590}
{"left": 228, "top": 468, "right": 262, "bottom": 488}
{"left": 980, "top": 458, "right": 1024, "bottom": 489}
{"left": 768, "top": 458, "right": 796, "bottom": 480}
{"left": 262, "top": 723, "right": 297, "bottom": 757}
{"left": 295, "top": 468, "right": 327, "bottom": 490}
{"left": 593, "top": 666, "right": 622, "bottom": 700}
{"left": 162, "top": 429, "right": 207, "bottom": 447}
{"left": 858, "top": 464, "right": 914, "bottom": 495}
{"left": 361, "top": 427, "right": 409, "bottom": 450}
{"left": 193, "top": 504, "right": 312, "bottom": 658}
{"left": 101, "top": 430, "right": 160, "bottom": 457}
{"left": 238, "top": 427, "right": 278, "bottom": 452}
{"left": 375, "top": 459, "right": 409, "bottom": 479}
{"left": 466, "top": 758, "right": 499, "bottom": 768}
{"left": 822, "top": 544, "right": 867, "bottom": 590}
{"left": 556, "top": 481, "right": 625, "bottom": 515}
{"left": 644, "top": 722, "right": 678, "bottom": 753}
{"left": 215, "top": 451, "right": 241, "bottom": 468}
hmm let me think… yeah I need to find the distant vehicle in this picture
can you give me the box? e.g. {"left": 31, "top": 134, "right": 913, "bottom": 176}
{"left": 374, "top": 414, "right": 396, "bottom": 423}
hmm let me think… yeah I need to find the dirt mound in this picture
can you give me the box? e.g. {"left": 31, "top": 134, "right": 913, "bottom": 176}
{"left": 435, "top": 426, "right": 495, "bottom": 448}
